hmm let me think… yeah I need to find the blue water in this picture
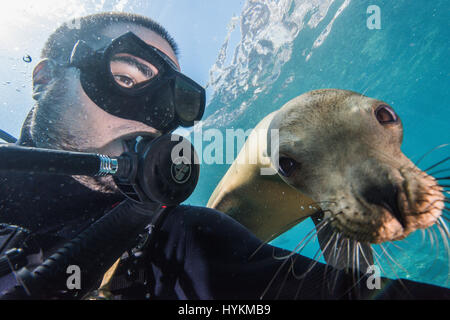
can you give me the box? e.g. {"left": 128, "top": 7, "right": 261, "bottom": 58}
{"left": 186, "top": 0, "right": 450, "bottom": 287}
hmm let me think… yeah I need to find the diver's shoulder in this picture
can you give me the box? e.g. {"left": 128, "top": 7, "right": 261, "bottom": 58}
{"left": 171, "top": 204, "right": 230, "bottom": 222}
{"left": 171, "top": 204, "right": 243, "bottom": 227}
{"left": 173, "top": 204, "right": 224, "bottom": 215}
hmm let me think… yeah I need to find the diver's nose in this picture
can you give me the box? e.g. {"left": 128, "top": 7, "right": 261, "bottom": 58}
{"left": 362, "top": 183, "right": 407, "bottom": 228}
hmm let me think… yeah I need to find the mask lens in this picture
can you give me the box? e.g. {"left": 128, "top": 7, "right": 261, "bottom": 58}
{"left": 109, "top": 53, "right": 158, "bottom": 89}
{"left": 174, "top": 76, "right": 205, "bottom": 125}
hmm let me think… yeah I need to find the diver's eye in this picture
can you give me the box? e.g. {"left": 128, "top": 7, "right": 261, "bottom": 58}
{"left": 113, "top": 74, "right": 136, "bottom": 88}
{"left": 375, "top": 105, "right": 398, "bottom": 124}
{"left": 278, "top": 157, "right": 299, "bottom": 177}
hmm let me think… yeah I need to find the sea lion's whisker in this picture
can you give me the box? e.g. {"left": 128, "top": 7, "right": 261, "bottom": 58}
{"left": 259, "top": 256, "right": 290, "bottom": 300}
{"left": 331, "top": 253, "right": 345, "bottom": 293}
{"left": 430, "top": 168, "right": 450, "bottom": 176}
{"left": 330, "top": 232, "right": 342, "bottom": 269}
{"left": 293, "top": 273, "right": 305, "bottom": 300}
{"left": 435, "top": 177, "right": 450, "bottom": 181}
{"left": 335, "top": 242, "right": 371, "bottom": 299}
{"left": 272, "top": 217, "right": 332, "bottom": 260}
{"left": 283, "top": 240, "right": 331, "bottom": 299}
{"left": 251, "top": 209, "right": 339, "bottom": 261}
{"left": 259, "top": 218, "right": 334, "bottom": 299}
{"left": 379, "top": 243, "right": 409, "bottom": 275}
{"left": 425, "top": 228, "right": 436, "bottom": 265}
{"left": 379, "top": 245, "right": 409, "bottom": 290}
{"left": 355, "top": 245, "right": 361, "bottom": 290}
{"left": 321, "top": 231, "right": 343, "bottom": 295}
{"left": 437, "top": 217, "right": 450, "bottom": 238}
{"left": 427, "top": 227, "right": 441, "bottom": 273}
{"left": 351, "top": 241, "right": 356, "bottom": 284}
{"left": 355, "top": 242, "right": 366, "bottom": 292}
{"left": 398, "top": 235, "right": 411, "bottom": 246}
{"left": 371, "top": 248, "right": 387, "bottom": 276}
{"left": 431, "top": 225, "right": 442, "bottom": 250}
{"left": 260, "top": 251, "right": 298, "bottom": 300}
{"left": 424, "top": 156, "right": 450, "bottom": 173}
{"left": 327, "top": 232, "right": 345, "bottom": 294}
{"left": 291, "top": 233, "right": 336, "bottom": 281}
{"left": 427, "top": 228, "right": 435, "bottom": 247}
{"left": 367, "top": 250, "right": 388, "bottom": 298}
{"left": 373, "top": 247, "right": 412, "bottom": 296}
{"left": 435, "top": 220, "right": 450, "bottom": 285}
{"left": 414, "top": 144, "right": 449, "bottom": 167}
{"left": 248, "top": 215, "right": 307, "bottom": 261}
{"left": 420, "top": 230, "right": 428, "bottom": 248}
{"left": 388, "top": 240, "right": 405, "bottom": 252}
{"left": 317, "top": 231, "right": 346, "bottom": 298}
{"left": 346, "top": 238, "right": 351, "bottom": 274}
{"left": 357, "top": 242, "right": 373, "bottom": 268}
{"left": 272, "top": 230, "right": 316, "bottom": 260}
{"left": 360, "top": 85, "right": 370, "bottom": 97}
{"left": 411, "top": 197, "right": 448, "bottom": 216}
{"left": 429, "top": 168, "right": 450, "bottom": 177}
{"left": 320, "top": 233, "right": 333, "bottom": 293}
{"left": 277, "top": 212, "right": 342, "bottom": 261}
{"left": 414, "top": 189, "right": 445, "bottom": 201}
{"left": 274, "top": 256, "right": 295, "bottom": 300}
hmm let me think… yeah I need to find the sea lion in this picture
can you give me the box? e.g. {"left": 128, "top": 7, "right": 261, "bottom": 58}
{"left": 207, "top": 89, "right": 445, "bottom": 271}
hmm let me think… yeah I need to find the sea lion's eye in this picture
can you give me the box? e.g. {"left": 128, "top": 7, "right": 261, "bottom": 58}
{"left": 279, "top": 157, "right": 298, "bottom": 177}
{"left": 375, "top": 105, "right": 398, "bottom": 124}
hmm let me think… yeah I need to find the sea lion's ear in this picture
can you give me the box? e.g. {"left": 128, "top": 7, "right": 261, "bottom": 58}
{"left": 32, "top": 59, "right": 56, "bottom": 100}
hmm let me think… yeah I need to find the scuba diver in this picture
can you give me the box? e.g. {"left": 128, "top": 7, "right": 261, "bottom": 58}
{"left": 0, "top": 12, "right": 449, "bottom": 300}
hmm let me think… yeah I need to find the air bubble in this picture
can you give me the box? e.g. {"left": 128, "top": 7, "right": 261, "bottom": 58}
{"left": 23, "top": 55, "right": 32, "bottom": 63}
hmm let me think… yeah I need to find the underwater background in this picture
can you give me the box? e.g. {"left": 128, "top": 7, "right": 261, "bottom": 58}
{"left": 0, "top": 0, "right": 448, "bottom": 288}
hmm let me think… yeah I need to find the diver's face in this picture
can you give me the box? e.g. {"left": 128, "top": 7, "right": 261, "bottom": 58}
{"left": 59, "top": 24, "right": 180, "bottom": 157}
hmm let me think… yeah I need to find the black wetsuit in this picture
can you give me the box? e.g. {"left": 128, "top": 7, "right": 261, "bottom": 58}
{"left": 1, "top": 140, "right": 449, "bottom": 299}
{"left": 0, "top": 164, "right": 124, "bottom": 254}
{"left": 103, "top": 205, "right": 450, "bottom": 300}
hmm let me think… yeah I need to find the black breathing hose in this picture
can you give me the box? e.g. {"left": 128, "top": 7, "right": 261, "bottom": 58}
{"left": 0, "top": 144, "right": 118, "bottom": 176}
{"left": 1, "top": 199, "right": 166, "bottom": 300}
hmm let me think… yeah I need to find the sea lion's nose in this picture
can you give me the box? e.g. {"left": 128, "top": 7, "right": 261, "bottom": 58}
{"left": 380, "top": 186, "right": 407, "bottom": 228}
{"left": 362, "top": 183, "right": 407, "bottom": 228}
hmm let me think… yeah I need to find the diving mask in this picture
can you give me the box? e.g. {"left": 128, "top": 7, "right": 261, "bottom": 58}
{"left": 69, "top": 31, "right": 205, "bottom": 133}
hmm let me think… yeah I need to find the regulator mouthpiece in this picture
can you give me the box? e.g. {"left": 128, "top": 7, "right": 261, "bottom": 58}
{"left": 114, "top": 133, "right": 199, "bottom": 206}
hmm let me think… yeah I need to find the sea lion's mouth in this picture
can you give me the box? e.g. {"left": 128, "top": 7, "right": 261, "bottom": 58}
{"left": 318, "top": 166, "right": 446, "bottom": 244}
{"left": 328, "top": 187, "right": 443, "bottom": 244}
